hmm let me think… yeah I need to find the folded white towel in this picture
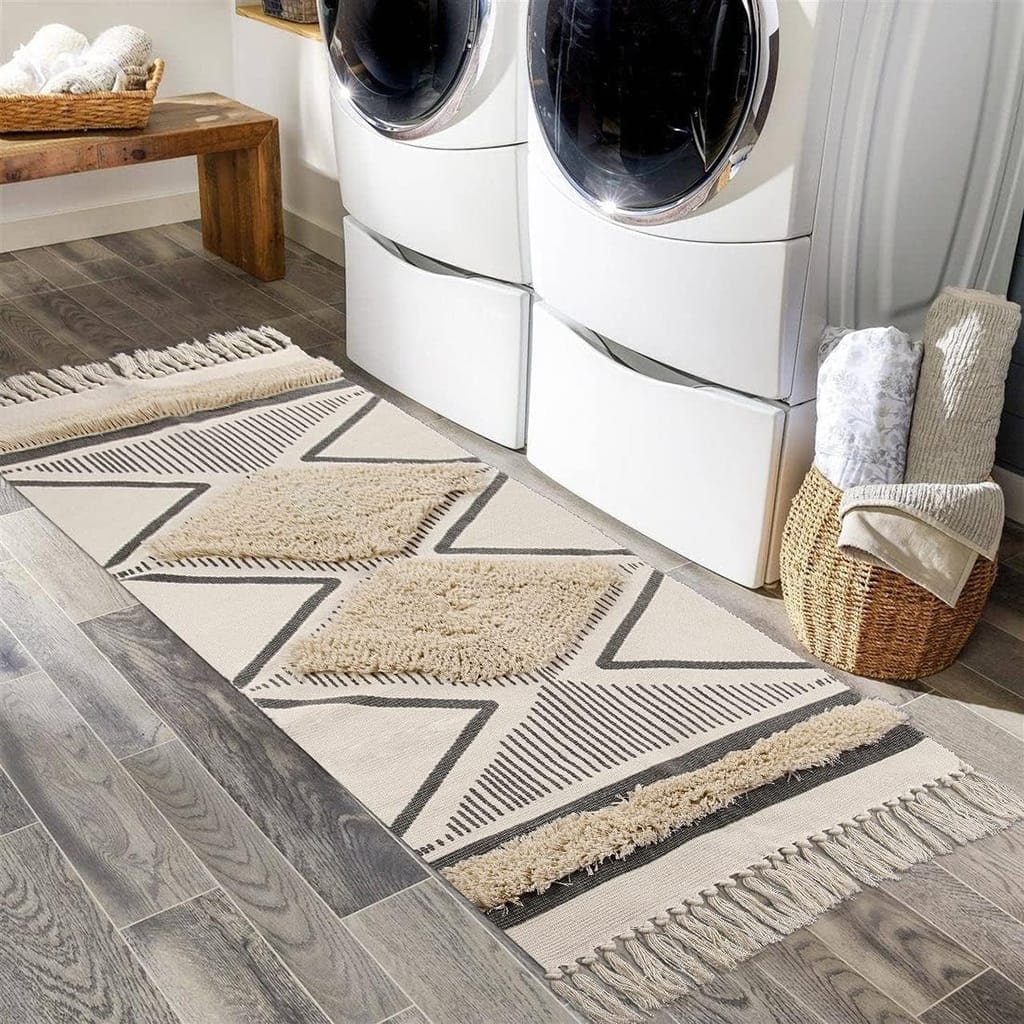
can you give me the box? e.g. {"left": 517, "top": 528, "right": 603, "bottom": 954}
{"left": 41, "top": 25, "right": 152, "bottom": 95}
{"left": 839, "top": 287, "right": 1020, "bottom": 605}
{"left": 0, "top": 24, "right": 89, "bottom": 96}
{"left": 814, "top": 325, "right": 922, "bottom": 489}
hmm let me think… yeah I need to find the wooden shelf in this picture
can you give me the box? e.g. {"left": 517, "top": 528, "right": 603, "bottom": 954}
{"left": 235, "top": 5, "right": 323, "bottom": 42}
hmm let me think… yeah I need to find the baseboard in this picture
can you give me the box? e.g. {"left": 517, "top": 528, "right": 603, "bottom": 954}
{"left": 995, "top": 465, "right": 1024, "bottom": 526}
{"left": 284, "top": 209, "right": 344, "bottom": 266}
{"left": 2, "top": 194, "right": 344, "bottom": 267}
{"left": 2, "top": 192, "right": 202, "bottom": 252}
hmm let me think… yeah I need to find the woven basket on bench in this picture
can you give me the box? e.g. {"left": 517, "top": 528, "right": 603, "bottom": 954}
{"left": 780, "top": 465, "right": 996, "bottom": 681}
{"left": 0, "top": 60, "right": 164, "bottom": 133}
{"left": 262, "top": 0, "right": 319, "bottom": 24}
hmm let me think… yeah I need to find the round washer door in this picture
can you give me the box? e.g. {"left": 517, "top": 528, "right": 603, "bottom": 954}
{"left": 529, "top": 0, "right": 776, "bottom": 223}
{"left": 327, "top": 0, "right": 483, "bottom": 137}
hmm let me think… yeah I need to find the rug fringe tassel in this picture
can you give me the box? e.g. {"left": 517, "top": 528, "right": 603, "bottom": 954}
{"left": 550, "top": 767, "right": 1024, "bottom": 1022}
{"left": 0, "top": 326, "right": 293, "bottom": 406}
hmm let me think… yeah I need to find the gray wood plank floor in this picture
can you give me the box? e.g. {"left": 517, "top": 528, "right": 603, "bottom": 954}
{"left": 0, "top": 223, "right": 1022, "bottom": 1023}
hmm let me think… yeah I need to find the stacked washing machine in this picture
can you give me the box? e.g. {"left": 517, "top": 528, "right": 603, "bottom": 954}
{"left": 525, "top": 0, "right": 1024, "bottom": 587}
{"left": 320, "top": 0, "right": 1024, "bottom": 590}
{"left": 319, "top": 0, "right": 532, "bottom": 448}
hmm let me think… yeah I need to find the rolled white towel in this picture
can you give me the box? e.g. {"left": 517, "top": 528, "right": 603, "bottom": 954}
{"left": 0, "top": 24, "right": 89, "bottom": 96}
{"left": 41, "top": 25, "right": 152, "bottom": 95}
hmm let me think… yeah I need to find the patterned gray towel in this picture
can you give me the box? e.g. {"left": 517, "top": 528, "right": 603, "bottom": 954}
{"left": 814, "top": 325, "right": 922, "bottom": 489}
{"left": 839, "top": 287, "right": 1020, "bottom": 605}
{"left": 40, "top": 25, "right": 151, "bottom": 95}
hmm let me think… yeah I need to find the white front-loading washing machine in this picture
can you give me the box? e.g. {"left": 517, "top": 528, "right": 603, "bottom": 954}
{"left": 320, "top": 0, "right": 532, "bottom": 447}
{"left": 526, "top": 0, "right": 1024, "bottom": 586}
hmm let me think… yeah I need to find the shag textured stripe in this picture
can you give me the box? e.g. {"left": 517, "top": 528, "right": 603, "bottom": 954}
{"left": 442, "top": 700, "right": 904, "bottom": 910}
{"left": 150, "top": 463, "right": 490, "bottom": 563}
{"left": 289, "top": 557, "right": 622, "bottom": 683}
{"left": 1, "top": 332, "right": 1021, "bottom": 1024}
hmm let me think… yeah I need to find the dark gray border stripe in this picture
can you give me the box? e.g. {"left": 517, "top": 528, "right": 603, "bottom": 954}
{"left": 127, "top": 573, "right": 340, "bottom": 688}
{"left": 431, "top": 689, "right": 857, "bottom": 869}
{"left": 301, "top": 395, "right": 480, "bottom": 465}
{"left": 597, "top": 571, "right": 813, "bottom": 670}
{"left": 487, "top": 724, "right": 926, "bottom": 930}
{"left": 434, "top": 472, "right": 632, "bottom": 556}
{"left": 254, "top": 693, "right": 498, "bottom": 837}
{"left": 0, "top": 380, "right": 356, "bottom": 468}
{"left": 8, "top": 478, "right": 211, "bottom": 568}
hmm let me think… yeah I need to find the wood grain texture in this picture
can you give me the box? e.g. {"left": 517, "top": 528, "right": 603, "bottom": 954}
{"left": 346, "top": 879, "right": 579, "bottom": 1024}
{"left": 0, "top": 300, "right": 84, "bottom": 368}
{"left": 905, "top": 694, "right": 1024, "bottom": 797}
{"left": 235, "top": 4, "right": 324, "bottom": 40}
{"left": 808, "top": 887, "right": 985, "bottom": 1015}
{"left": 124, "top": 739, "right": 409, "bottom": 1024}
{"left": 44, "top": 238, "right": 119, "bottom": 265}
{"left": 13, "top": 247, "right": 91, "bottom": 290}
{"left": 957, "top": 621, "right": 1024, "bottom": 699}
{"left": 0, "top": 672, "right": 213, "bottom": 927}
{"left": 123, "top": 887, "right": 331, "bottom": 1024}
{"left": 0, "top": 825, "right": 182, "bottom": 1024}
{"left": 881, "top": 862, "right": 1024, "bottom": 988}
{"left": 984, "top": 559, "right": 1024, "bottom": 642}
{"left": 0, "top": 95, "right": 276, "bottom": 182}
{"left": 0, "top": 509, "right": 137, "bottom": 622}
{"left": 0, "top": 326, "right": 37, "bottom": 377}
{"left": 12, "top": 288, "right": 133, "bottom": 361}
{"left": 924, "top": 660, "right": 1024, "bottom": 741}
{"left": 143, "top": 256, "right": 290, "bottom": 325}
{"left": 197, "top": 124, "right": 285, "bottom": 281}
{"left": 752, "top": 929, "right": 916, "bottom": 1024}
{"left": 0, "top": 479, "right": 29, "bottom": 516}
{"left": 660, "top": 960, "right": 823, "bottom": 1024}
{"left": 938, "top": 825, "right": 1024, "bottom": 923}
{"left": 0, "top": 560, "right": 169, "bottom": 758}
{"left": 0, "top": 618, "right": 35, "bottom": 684}
{"left": 920, "top": 969, "right": 1024, "bottom": 1024}
{"left": 0, "top": 766, "right": 34, "bottom": 835}
{"left": 384, "top": 1010, "right": 431, "bottom": 1024}
{"left": 0, "top": 251, "right": 51, "bottom": 299}
{"left": 82, "top": 604, "right": 427, "bottom": 918}
{"left": 64, "top": 282, "right": 180, "bottom": 347}
{"left": 95, "top": 228, "right": 194, "bottom": 269}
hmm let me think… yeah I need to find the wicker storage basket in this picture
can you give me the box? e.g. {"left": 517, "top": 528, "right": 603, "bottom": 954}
{"left": 0, "top": 60, "right": 164, "bottom": 133}
{"left": 262, "top": 0, "right": 319, "bottom": 23}
{"left": 780, "top": 465, "right": 996, "bottom": 680}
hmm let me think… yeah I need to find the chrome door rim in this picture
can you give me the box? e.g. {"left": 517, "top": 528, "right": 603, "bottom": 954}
{"left": 330, "top": 0, "right": 494, "bottom": 141}
{"left": 530, "top": 0, "right": 779, "bottom": 226}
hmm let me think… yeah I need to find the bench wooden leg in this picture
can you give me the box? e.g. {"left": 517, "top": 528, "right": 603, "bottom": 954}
{"left": 197, "top": 124, "right": 285, "bottom": 282}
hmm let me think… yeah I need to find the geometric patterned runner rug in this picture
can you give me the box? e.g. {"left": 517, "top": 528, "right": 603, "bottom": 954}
{"left": 1, "top": 329, "right": 1021, "bottom": 1024}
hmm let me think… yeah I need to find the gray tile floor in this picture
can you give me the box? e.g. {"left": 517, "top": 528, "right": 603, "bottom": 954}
{"left": 0, "top": 223, "right": 1022, "bottom": 1024}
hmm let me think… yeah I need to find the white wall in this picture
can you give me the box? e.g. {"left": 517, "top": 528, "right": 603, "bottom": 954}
{"left": 0, "top": 0, "right": 236, "bottom": 250}
{"left": 231, "top": 14, "right": 345, "bottom": 263}
{"left": 0, "top": 0, "right": 343, "bottom": 261}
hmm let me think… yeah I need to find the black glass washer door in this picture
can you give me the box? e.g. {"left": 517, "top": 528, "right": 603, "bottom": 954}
{"left": 329, "top": 0, "right": 482, "bottom": 134}
{"left": 530, "top": 0, "right": 762, "bottom": 218}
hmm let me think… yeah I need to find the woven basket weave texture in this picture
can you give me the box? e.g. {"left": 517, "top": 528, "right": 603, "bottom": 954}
{"left": 780, "top": 466, "right": 995, "bottom": 681}
{"left": 262, "top": 0, "right": 319, "bottom": 23}
{"left": 0, "top": 60, "right": 164, "bottom": 133}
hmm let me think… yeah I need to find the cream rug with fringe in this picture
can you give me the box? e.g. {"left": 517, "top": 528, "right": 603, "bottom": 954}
{"left": 1, "top": 328, "right": 1021, "bottom": 1024}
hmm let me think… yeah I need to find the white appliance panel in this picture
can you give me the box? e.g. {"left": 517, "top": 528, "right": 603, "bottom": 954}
{"left": 345, "top": 218, "right": 531, "bottom": 448}
{"left": 526, "top": 303, "right": 794, "bottom": 587}
{"left": 333, "top": 100, "right": 530, "bottom": 283}
{"left": 529, "top": 167, "right": 810, "bottom": 399}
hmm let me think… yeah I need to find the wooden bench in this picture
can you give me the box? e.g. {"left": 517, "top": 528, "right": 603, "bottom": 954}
{"left": 0, "top": 93, "right": 285, "bottom": 281}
